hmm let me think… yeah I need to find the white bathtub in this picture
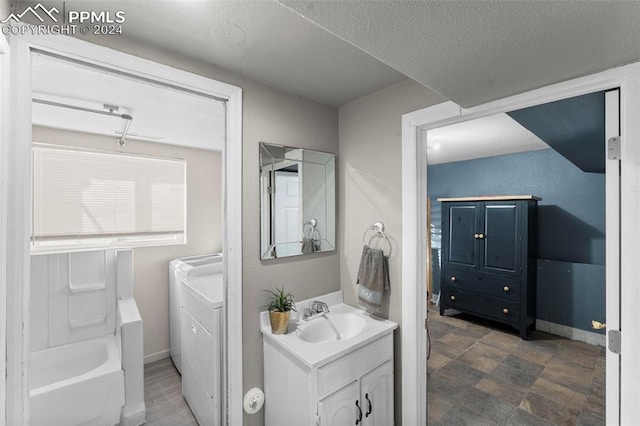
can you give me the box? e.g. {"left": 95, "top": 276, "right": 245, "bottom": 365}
{"left": 30, "top": 334, "right": 125, "bottom": 426}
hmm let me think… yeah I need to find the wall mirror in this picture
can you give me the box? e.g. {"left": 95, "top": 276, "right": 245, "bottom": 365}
{"left": 260, "top": 142, "right": 336, "bottom": 259}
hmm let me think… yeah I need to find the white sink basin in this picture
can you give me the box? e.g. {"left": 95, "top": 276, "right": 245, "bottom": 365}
{"left": 298, "top": 314, "right": 366, "bottom": 344}
{"left": 261, "top": 295, "right": 398, "bottom": 367}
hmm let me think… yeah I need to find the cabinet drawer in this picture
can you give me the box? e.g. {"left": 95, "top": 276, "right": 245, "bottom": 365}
{"left": 317, "top": 333, "right": 392, "bottom": 398}
{"left": 443, "top": 269, "right": 520, "bottom": 301}
{"left": 444, "top": 287, "right": 520, "bottom": 323}
{"left": 182, "top": 308, "right": 222, "bottom": 398}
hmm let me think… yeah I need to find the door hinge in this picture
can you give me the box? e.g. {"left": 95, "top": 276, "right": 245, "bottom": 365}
{"left": 425, "top": 318, "right": 428, "bottom": 329}
{"left": 608, "top": 329, "right": 621, "bottom": 355}
{"left": 268, "top": 185, "right": 275, "bottom": 195}
{"left": 608, "top": 136, "right": 621, "bottom": 161}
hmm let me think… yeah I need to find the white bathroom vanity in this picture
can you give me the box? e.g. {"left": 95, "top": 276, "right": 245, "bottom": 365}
{"left": 260, "top": 291, "right": 397, "bottom": 426}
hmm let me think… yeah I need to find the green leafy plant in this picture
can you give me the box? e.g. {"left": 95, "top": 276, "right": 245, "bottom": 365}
{"left": 265, "top": 287, "right": 297, "bottom": 313}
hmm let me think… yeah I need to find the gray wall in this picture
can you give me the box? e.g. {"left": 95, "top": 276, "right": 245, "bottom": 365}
{"left": 428, "top": 148, "right": 606, "bottom": 333}
{"left": 338, "top": 79, "right": 444, "bottom": 425}
{"left": 80, "top": 36, "right": 340, "bottom": 426}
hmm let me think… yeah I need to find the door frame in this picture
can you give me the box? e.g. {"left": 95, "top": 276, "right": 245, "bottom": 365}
{"left": 6, "top": 34, "right": 243, "bottom": 425}
{"left": 1, "top": 33, "right": 9, "bottom": 426}
{"left": 604, "top": 88, "right": 620, "bottom": 424}
{"left": 401, "top": 63, "right": 640, "bottom": 425}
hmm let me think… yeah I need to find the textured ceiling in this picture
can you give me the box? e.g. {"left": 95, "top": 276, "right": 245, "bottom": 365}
{"left": 16, "top": 0, "right": 637, "bottom": 111}
{"left": 19, "top": 0, "right": 406, "bottom": 107}
{"left": 280, "top": 1, "right": 640, "bottom": 107}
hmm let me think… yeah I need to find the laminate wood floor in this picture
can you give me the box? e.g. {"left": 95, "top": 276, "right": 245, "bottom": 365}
{"left": 144, "top": 358, "right": 198, "bottom": 426}
{"left": 428, "top": 307, "right": 605, "bottom": 426}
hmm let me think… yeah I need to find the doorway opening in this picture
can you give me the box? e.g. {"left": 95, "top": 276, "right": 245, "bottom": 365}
{"left": 5, "top": 35, "right": 243, "bottom": 425}
{"left": 425, "top": 90, "right": 614, "bottom": 424}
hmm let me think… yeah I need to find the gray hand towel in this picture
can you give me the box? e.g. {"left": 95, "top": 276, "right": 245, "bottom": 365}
{"left": 357, "top": 245, "right": 390, "bottom": 311}
{"left": 301, "top": 237, "right": 316, "bottom": 254}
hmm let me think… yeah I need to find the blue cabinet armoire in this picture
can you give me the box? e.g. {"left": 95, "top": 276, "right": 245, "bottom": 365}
{"left": 438, "top": 196, "right": 539, "bottom": 339}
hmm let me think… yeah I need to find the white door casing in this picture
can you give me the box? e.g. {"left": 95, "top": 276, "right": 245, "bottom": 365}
{"left": 6, "top": 33, "right": 31, "bottom": 426}
{"left": 402, "top": 64, "right": 640, "bottom": 425}
{"left": 401, "top": 101, "right": 460, "bottom": 426}
{"left": 605, "top": 89, "right": 620, "bottom": 425}
{"left": 6, "top": 34, "right": 243, "bottom": 425}
{"left": 1, "top": 33, "right": 9, "bottom": 426}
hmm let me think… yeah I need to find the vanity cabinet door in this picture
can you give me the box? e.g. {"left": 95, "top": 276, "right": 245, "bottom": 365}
{"left": 318, "top": 381, "right": 360, "bottom": 426}
{"left": 360, "top": 361, "right": 393, "bottom": 426}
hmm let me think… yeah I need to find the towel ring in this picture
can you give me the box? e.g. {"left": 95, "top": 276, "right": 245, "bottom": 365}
{"left": 362, "top": 222, "right": 392, "bottom": 256}
{"left": 303, "top": 219, "right": 321, "bottom": 240}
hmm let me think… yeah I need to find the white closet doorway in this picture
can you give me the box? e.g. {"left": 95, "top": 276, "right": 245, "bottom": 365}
{"left": 401, "top": 64, "right": 640, "bottom": 425}
{"left": 5, "top": 34, "right": 243, "bottom": 425}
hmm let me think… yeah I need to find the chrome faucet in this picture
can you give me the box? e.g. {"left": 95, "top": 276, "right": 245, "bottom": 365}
{"left": 303, "top": 301, "right": 330, "bottom": 321}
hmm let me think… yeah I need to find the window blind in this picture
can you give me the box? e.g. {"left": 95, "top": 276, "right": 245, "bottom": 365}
{"left": 32, "top": 144, "right": 186, "bottom": 253}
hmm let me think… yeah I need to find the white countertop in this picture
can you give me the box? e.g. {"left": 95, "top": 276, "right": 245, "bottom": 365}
{"left": 260, "top": 291, "right": 398, "bottom": 368}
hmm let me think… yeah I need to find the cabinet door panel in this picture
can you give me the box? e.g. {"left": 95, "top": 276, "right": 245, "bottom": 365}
{"left": 446, "top": 204, "right": 477, "bottom": 267}
{"left": 483, "top": 204, "right": 519, "bottom": 273}
{"left": 319, "top": 381, "right": 360, "bottom": 426}
{"left": 361, "top": 361, "right": 393, "bottom": 426}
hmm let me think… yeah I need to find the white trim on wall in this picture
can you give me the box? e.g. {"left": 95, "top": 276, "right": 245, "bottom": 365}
{"left": 401, "top": 102, "right": 460, "bottom": 426}
{"left": 604, "top": 88, "right": 621, "bottom": 424}
{"left": 143, "top": 349, "right": 171, "bottom": 365}
{"left": 1, "top": 33, "right": 9, "bottom": 426}
{"left": 6, "top": 35, "right": 31, "bottom": 425}
{"left": 6, "top": 34, "right": 243, "bottom": 425}
{"left": 402, "top": 63, "right": 640, "bottom": 425}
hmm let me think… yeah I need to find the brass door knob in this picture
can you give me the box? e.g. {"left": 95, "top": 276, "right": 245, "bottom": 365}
{"left": 450, "top": 276, "right": 457, "bottom": 282}
{"left": 502, "top": 308, "right": 509, "bottom": 314}
{"left": 450, "top": 295, "right": 456, "bottom": 301}
{"left": 503, "top": 286, "right": 510, "bottom": 292}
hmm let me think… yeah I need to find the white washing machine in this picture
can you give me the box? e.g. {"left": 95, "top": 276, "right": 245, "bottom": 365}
{"left": 181, "top": 272, "right": 224, "bottom": 426}
{"left": 169, "top": 253, "right": 223, "bottom": 374}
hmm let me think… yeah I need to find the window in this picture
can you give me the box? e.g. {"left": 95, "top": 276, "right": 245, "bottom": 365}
{"left": 31, "top": 144, "right": 186, "bottom": 254}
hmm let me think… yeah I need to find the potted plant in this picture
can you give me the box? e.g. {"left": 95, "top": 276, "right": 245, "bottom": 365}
{"left": 265, "top": 287, "right": 296, "bottom": 335}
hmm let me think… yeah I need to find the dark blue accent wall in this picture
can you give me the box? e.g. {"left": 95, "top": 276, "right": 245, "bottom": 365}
{"left": 508, "top": 91, "right": 606, "bottom": 173}
{"left": 429, "top": 148, "right": 605, "bottom": 333}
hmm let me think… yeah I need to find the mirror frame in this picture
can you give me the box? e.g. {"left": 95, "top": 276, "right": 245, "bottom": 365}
{"left": 259, "top": 142, "right": 336, "bottom": 260}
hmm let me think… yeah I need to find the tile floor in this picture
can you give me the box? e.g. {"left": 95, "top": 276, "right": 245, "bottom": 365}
{"left": 428, "top": 308, "right": 605, "bottom": 426}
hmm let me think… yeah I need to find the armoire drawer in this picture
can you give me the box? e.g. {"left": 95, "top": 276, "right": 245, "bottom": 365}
{"left": 443, "top": 269, "right": 520, "bottom": 301}
{"left": 443, "top": 287, "right": 520, "bottom": 324}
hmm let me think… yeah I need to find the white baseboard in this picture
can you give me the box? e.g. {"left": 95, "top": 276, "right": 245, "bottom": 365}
{"left": 143, "top": 348, "right": 171, "bottom": 365}
{"left": 120, "top": 402, "right": 146, "bottom": 426}
{"left": 536, "top": 319, "right": 606, "bottom": 347}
